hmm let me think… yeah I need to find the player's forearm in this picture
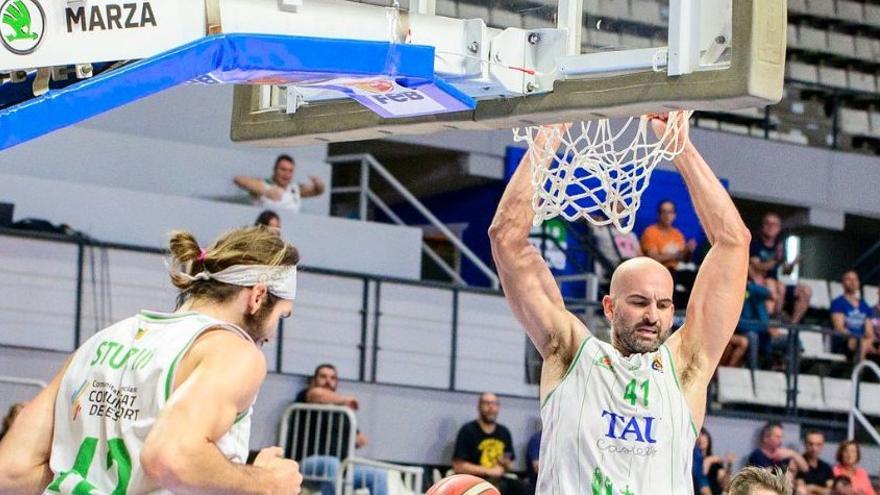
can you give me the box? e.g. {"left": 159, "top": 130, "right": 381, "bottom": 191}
{"left": 673, "top": 145, "right": 749, "bottom": 248}
{"left": 0, "top": 460, "right": 52, "bottom": 495}
{"left": 488, "top": 152, "right": 536, "bottom": 256}
{"left": 141, "top": 442, "right": 275, "bottom": 495}
{"left": 305, "top": 387, "right": 347, "bottom": 405}
{"left": 452, "top": 460, "right": 492, "bottom": 478}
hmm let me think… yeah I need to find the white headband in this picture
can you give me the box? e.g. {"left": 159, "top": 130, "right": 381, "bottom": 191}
{"left": 182, "top": 264, "right": 297, "bottom": 300}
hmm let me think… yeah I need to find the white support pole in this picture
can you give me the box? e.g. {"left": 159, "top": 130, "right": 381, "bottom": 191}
{"left": 667, "top": 0, "right": 702, "bottom": 76}
{"left": 557, "top": 0, "right": 584, "bottom": 56}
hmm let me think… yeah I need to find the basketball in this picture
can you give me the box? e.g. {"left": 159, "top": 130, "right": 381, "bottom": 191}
{"left": 427, "top": 474, "right": 500, "bottom": 495}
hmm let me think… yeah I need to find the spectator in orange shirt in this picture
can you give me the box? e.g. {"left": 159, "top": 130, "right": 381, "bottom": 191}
{"left": 641, "top": 200, "right": 697, "bottom": 306}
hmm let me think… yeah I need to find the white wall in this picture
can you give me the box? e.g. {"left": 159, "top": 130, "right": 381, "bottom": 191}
{"left": 0, "top": 175, "right": 422, "bottom": 279}
{"left": 0, "top": 85, "right": 331, "bottom": 215}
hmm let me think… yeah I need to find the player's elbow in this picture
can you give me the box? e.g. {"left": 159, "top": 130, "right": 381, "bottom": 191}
{"left": 141, "top": 440, "right": 198, "bottom": 491}
{"left": 714, "top": 222, "right": 751, "bottom": 249}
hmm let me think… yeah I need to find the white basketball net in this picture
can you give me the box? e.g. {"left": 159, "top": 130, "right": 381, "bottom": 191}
{"left": 512, "top": 111, "right": 693, "bottom": 233}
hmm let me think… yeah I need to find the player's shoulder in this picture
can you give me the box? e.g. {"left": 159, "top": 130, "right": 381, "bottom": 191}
{"left": 189, "top": 328, "right": 265, "bottom": 373}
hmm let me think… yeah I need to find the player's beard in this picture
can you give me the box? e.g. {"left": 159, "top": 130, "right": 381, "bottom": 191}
{"left": 611, "top": 312, "right": 667, "bottom": 355}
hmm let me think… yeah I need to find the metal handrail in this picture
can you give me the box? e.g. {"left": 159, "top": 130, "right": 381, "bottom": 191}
{"left": 278, "top": 403, "right": 358, "bottom": 461}
{"left": 335, "top": 457, "right": 424, "bottom": 495}
{"left": 328, "top": 153, "right": 500, "bottom": 289}
{"left": 848, "top": 360, "right": 880, "bottom": 445}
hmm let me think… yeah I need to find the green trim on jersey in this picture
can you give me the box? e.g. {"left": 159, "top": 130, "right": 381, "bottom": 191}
{"left": 661, "top": 344, "right": 699, "bottom": 437}
{"left": 138, "top": 310, "right": 200, "bottom": 323}
{"left": 233, "top": 410, "right": 249, "bottom": 425}
{"left": 163, "top": 332, "right": 203, "bottom": 401}
{"left": 541, "top": 335, "right": 591, "bottom": 409}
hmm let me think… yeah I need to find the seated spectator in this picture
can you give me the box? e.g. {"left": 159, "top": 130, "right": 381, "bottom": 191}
{"left": 255, "top": 210, "right": 281, "bottom": 230}
{"left": 729, "top": 467, "right": 791, "bottom": 495}
{"left": 830, "top": 476, "right": 854, "bottom": 495}
{"left": 736, "top": 278, "right": 789, "bottom": 369}
{"left": 795, "top": 430, "right": 833, "bottom": 495}
{"left": 830, "top": 271, "right": 877, "bottom": 363}
{"left": 0, "top": 403, "right": 24, "bottom": 442}
{"left": 749, "top": 212, "right": 811, "bottom": 324}
{"left": 832, "top": 441, "right": 876, "bottom": 495}
{"left": 524, "top": 430, "right": 540, "bottom": 493}
{"left": 234, "top": 154, "right": 325, "bottom": 213}
{"left": 640, "top": 199, "right": 697, "bottom": 306}
{"left": 453, "top": 393, "right": 526, "bottom": 495}
{"left": 693, "top": 443, "right": 712, "bottom": 495}
{"left": 698, "top": 428, "right": 735, "bottom": 495}
{"left": 747, "top": 422, "right": 809, "bottom": 473}
{"left": 295, "top": 363, "right": 367, "bottom": 449}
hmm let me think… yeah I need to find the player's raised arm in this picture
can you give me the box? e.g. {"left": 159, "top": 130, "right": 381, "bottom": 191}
{"left": 659, "top": 114, "right": 751, "bottom": 388}
{"left": 489, "top": 126, "right": 589, "bottom": 367}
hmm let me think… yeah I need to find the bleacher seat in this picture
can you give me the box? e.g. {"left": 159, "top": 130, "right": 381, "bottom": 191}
{"left": 598, "top": 0, "right": 631, "bottom": 19}
{"left": 717, "top": 367, "right": 756, "bottom": 404}
{"left": 788, "top": 0, "right": 808, "bottom": 14}
{"left": 866, "top": 3, "right": 880, "bottom": 26}
{"left": 855, "top": 36, "right": 879, "bottom": 60}
{"left": 801, "top": 278, "right": 831, "bottom": 309}
{"left": 828, "top": 32, "right": 856, "bottom": 57}
{"left": 829, "top": 281, "right": 844, "bottom": 301}
{"left": 788, "top": 24, "right": 799, "bottom": 46}
{"left": 823, "top": 377, "right": 853, "bottom": 413}
{"left": 806, "top": 0, "right": 836, "bottom": 18}
{"left": 863, "top": 285, "right": 879, "bottom": 307}
{"left": 630, "top": 0, "right": 663, "bottom": 25}
{"left": 435, "top": 0, "right": 456, "bottom": 17}
{"left": 858, "top": 383, "right": 880, "bottom": 416}
{"left": 621, "top": 33, "right": 653, "bottom": 49}
{"left": 457, "top": 2, "right": 490, "bottom": 23}
{"left": 819, "top": 66, "right": 849, "bottom": 88}
{"left": 841, "top": 108, "right": 872, "bottom": 136}
{"left": 787, "top": 61, "right": 820, "bottom": 83}
{"left": 796, "top": 374, "right": 825, "bottom": 411}
{"left": 489, "top": 7, "right": 524, "bottom": 29}
{"left": 801, "top": 331, "right": 847, "bottom": 362}
{"left": 799, "top": 26, "right": 829, "bottom": 51}
{"left": 837, "top": 0, "right": 865, "bottom": 23}
{"left": 848, "top": 71, "right": 877, "bottom": 93}
{"left": 870, "top": 112, "right": 880, "bottom": 138}
{"left": 753, "top": 370, "right": 788, "bottom": 408}
{"left": 593, "top": 30, "right": 622, "bottom": 48}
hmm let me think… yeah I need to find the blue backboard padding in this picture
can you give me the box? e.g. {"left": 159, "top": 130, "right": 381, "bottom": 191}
{"left": 0, "top": 33, "right": 469, "bottom": 151}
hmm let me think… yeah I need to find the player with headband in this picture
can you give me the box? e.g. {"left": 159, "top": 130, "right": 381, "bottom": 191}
{"left": 0, "top": 226, "right": 303, "bottom": 495}
{"left": 489, "top": 114, "right": 751, "bottom": 494}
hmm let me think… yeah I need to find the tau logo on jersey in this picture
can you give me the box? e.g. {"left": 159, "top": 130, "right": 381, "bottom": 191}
{"left": 651, "top": 354, "right": 664, "bottom": 373}
{"left": 601, "top": 410, "right": 658, "bottom": 444}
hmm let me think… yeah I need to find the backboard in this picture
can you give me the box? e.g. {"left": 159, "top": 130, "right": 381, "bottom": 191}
{"left": 230, "top": 0, "right": 786, "bottom": 145}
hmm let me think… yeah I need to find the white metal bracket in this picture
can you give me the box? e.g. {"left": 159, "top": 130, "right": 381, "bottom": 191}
{"left": 285, "top": 86, "right": 306, "bottom": 114}
{"left": 667, "top": 0, "right": 702, "bottom": 76}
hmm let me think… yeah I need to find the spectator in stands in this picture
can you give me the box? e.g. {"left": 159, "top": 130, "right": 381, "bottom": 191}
{"left": 234, "top": 154, "right": 325, "bottom": 213}
{"left": 452, "top": 392, "right": 526, "bottom": 495}
{"left": 640, "top": 199, "right": 697, "bottom": 306}
{"left": 747, "top": 422, "right": 809, "bottom": 473}
{"left": 295, "top": 363, "right": 367, "bottom": 449}
{"left": 697, "top": 428, "right": 735, "bottom": 495}
{"left": 693, "top": 444, "right": 712, "bottom": 495}
{"left": 0, "top": 403, "right": 24, "bottom": 442}
{"left": 796, "top": 430, "right": 834, "bottom": 495}
{"left": 736, "top": 277, "right": 787, "bottom": 369}
{"left": 749, "top": 212, "right": 811, "bottom": 324}
{"left": 255, "top": 210, "right": 281, "bottom": 230}
{"left": 525, "top": 430, "right": 540, "bottom": 494}
{"left": 830, "top": 271, "right": 877, "bottom": 363}
{"left": 830, "top": 476, "right": 854, "bottom": 495}
{"left": 729, "top": 467, "right": 791, "bottom": 495}
{"left": 832, "top": 441, "right": 876, "bottom": 495}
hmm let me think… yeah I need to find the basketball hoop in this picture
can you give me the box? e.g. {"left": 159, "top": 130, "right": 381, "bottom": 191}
{"left": 513, "top": 111, "right": 693, "bottom": 234}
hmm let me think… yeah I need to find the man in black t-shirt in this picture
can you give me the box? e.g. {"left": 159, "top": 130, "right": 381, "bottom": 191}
{"left": 452, "top": 393, "right": 526, "bottom": 495}
{"left": 796, "top": 430, "right": 834, "bottom": 495}
{"left": 749, "top": 212, "right": 811, "bottom": 324}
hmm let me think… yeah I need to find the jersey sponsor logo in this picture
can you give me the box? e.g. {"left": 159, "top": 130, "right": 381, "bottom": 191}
{"left": 0, "top": 0, "right": 45, "bottom": 55}
{"left": 601, "top": 410, "right": 657, "bottom": 444}
{"left": 69, "top": 378, "right": 89, "bottom": 421}
{"left": 594, "top": 354, "right": 614, "bottom": 372}
{"left": 596, "top": 438, "right": 658, "bottom": 458}
{"left": 87, "top": 381, "right": 141, "bottom": 421}
{"left": 65, "top": 2, "right": 157, "bottom": 33}
{"left": 651, "top": 354, "right": 664, "bottom": 373}
{"left": 89, "top": 340, "right": 155, "bottom": 371}
{"left": 134, "top": 327, "right": 147, "bottom": 340}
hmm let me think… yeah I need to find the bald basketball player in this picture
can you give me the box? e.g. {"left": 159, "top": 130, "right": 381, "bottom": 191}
{"left": 489, "top": 114, "right": 750, "bottom": 494}
{"left": 0, "top": 227, "right": 303, "bottom": 495}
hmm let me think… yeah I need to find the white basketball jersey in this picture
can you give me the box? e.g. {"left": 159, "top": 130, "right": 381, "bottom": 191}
{"left": 46, "top": 310, "right": 255, "bottom": 495}
{"left": 537, "top": 336, "right": 697, "bottom": 495}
